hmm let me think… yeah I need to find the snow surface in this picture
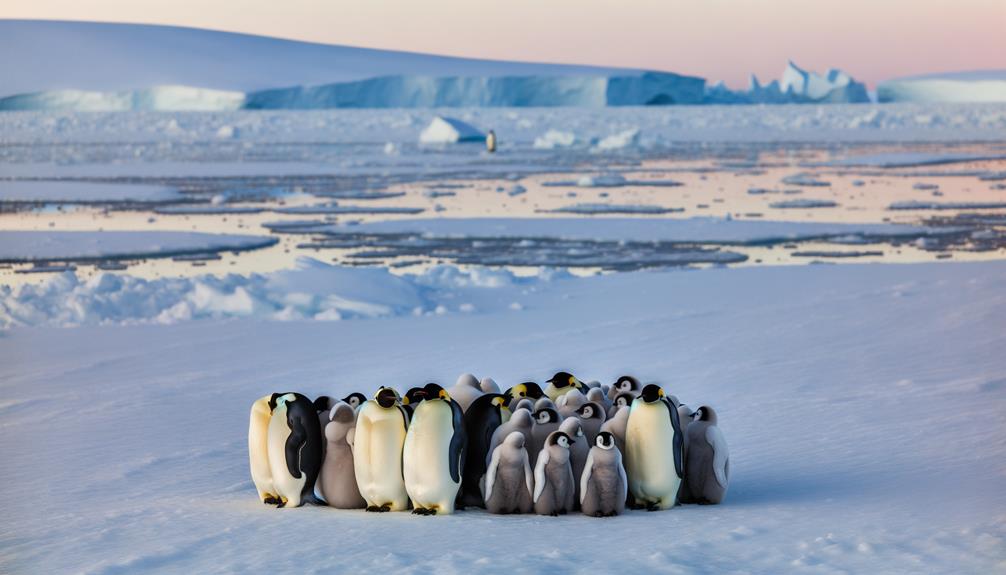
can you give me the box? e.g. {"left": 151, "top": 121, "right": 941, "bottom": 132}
{"left": 2, "top": 261, "right": 1004, "bottom": 573}
{"left": 0, "top": 231, "right": 278, "bottom": 262}
{"left": 878, "top": 71, "right": 1006, "bottom": 103}
{"left": 0, "top": 181, "right": 180, "bottom": 204}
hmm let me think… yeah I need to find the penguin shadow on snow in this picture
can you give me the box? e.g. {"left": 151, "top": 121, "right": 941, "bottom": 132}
{"left": 724, "top": 465, "right": 868, "bottom": 508}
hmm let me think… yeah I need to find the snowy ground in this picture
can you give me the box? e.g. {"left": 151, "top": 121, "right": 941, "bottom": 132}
{"left": 2, "top": 261, "right": 1005, "bottom": 574}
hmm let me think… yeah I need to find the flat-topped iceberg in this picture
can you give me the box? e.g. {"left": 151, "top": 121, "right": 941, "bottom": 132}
{"left": 878, "top": 71, "right": 1006, "bottom": 103}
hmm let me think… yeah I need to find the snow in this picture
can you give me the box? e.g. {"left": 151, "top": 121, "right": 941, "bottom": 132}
{"left": 595, "top": 128, "right": 640, "bottom": 150}
{"left": 419, "top": 116, "right": 486, "bottom": 144}
{"left": 878, "top": 71, "right": 1006, "bottom": 103}
{"left": 0, "top": 231, "right": 278, "bottom": 263}
{"left": 2, "top": 261, "right": 1005, "bottom": 573}
{"left": 0, "top": 181, "right": 181, "bottom": 204}
{"left": 533, "top": 129, "right": 577, "bottom": 149}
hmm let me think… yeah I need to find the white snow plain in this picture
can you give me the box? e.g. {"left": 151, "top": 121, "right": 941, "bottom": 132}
{"left": 0, "top": 231, "right": 278, "bottom": 263}
{"left": 1, "top": 261, "right": 1004, "bottom": 573}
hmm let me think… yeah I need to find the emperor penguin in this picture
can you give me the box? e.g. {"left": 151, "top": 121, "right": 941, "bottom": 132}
{"left": 530, "top": 404, "right": 561, "bottom": 469}
{"left": 460, "top": 393, "right": 510, "bottom": 508}
{"left": 318, "top": 402, "right": 366, "bottom": 509}
{"left": 580, "top": 431, "right": 628, "bottom": 517}
{"left": 680, "top": 406, "right": 729, "bottom": 505}
{"left": 486, "top": 130, "right": 497, "bottom": 153}
{"left": 559, "top": 416, "right": 589, "bottom": 508}
{"left": 486, "top": 408, "right": 534, "bottom": 468}
{"left": 533, "top": 430, "right": 576, "bottom": 516}
{"left": 586, "top": 387, "right": 612, "bottom": 415}
{"left": 249, "top": 394, "right": 282, "bottom": 504}
{"left": 401, "top": 386, "right": 428, "bottom": 419}
{"left": 480, "top": 377, "right": 501, "bottom": 394}
{"left": 599, "top": 405, "right": 630, "bottom": 456}
{"left": 608, "top": 376, "right": 641, "bottom": 402}
{"left": 544, "top": 371, "right": 586, "bottom": 402}
{"left": 575, "top": 401, "right": 606, "bottom": 446}
{"left": 484, "top": 431, "right": 534, "bottom": 514}
{"left": 449, "top": 373, "right": 484, "bottom": 413}
{"left": 607, "top": 392, "right": 636, "bottom": 420}
{"left": 353, "top": 386, "right": 410, "bottom": 512}
{"left": 624, "top": 384, "right": 683, "bottom": 511}
{"left": 342, "top": 392, "right": 367, "bottom": 412}
{"left": 556, "top": 388, "right": 587, "bottom": 419}
{"left": 266, "top": 392, "right": 324, "bottom": 508}
{"left": 503, "top": 381, "right": 544, "bottom": 410}
{"left": 403, "top": 383, "right": 467, "bottom": 515}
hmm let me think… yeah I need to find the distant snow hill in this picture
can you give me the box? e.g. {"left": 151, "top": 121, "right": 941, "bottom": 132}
{"left": 878, "top": 70, "right": 1006, "bottom": 103}
{"left": 0, "top": 20, "right": 704, "bottom": 110}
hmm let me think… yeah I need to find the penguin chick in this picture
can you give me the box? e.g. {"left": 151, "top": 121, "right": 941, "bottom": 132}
{"left": 557, "top": 388, "right": 587, "bottom": 419}
{"left": 533, "top": 431, "right": 576, "bottom": 516}
{"left": 607, "top": 376, "right": 641, "bottom": 402}
{"left": 529, "top": 405, "right": 561, "bottom": 470}
{"left": 318, "top": 402, "right": 366, "bottom": 509}
{"left": 559, "top": 416, "right": 589, "bottom": 508}
{"left": 342, "top": 392, "right": 367, "bottom": 412}
{"left": 586, "top": 387, "right": 612, "bottom": 414}
{"left": 575, "top": 401, "right": 606, "bottom": 446}
{"left": 533, "top": 396, "right": 557, "bottom": 413}
{"left": 480, "top": 377, "right": 500, "bottom": 394}
{"left": 313, "top": 395, "right": 338, "bottom": 459}
{"left": 680, "top": 406, "right": 729, "bottom": 505}
{"left": 580, "top": 431, "right": 627, "bottom": 517}
{"left": 607, "top": 392, "right": 636, "bottom": 420}
{"left": 486, "top": 409, "right": 534, "bottom": 469}
{"left": 484, "top": 431, "right": 534, "bottom": 514}
{"left": 544, "top": 371, "right": 586, "bottom": 402}
{"left": 599, "top": 405, "right": 630, "bottom": 456}
{"left": 449, "top": 373, "right": 484, "bottom": 413}
{"left": 513, "top": 398, "right": 535, "bottom": 413}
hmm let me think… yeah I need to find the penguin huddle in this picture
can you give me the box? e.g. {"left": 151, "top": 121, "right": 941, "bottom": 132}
{"left": 248, "top": 372, "right": 729, "bottom": 516}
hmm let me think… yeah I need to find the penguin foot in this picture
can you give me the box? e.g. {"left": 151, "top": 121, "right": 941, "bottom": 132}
{"left": 592, "top": 511, "right": 605, "bottom": 518}
{"left": 646, "top": 503, "right": 660, "bottom": 512}
{"left": 366, "top": 505, "right": 380, "bottom": 512}
{"left": 378, "top": 504, "right": 391, "bottom": 513}
{"left": 263, "top": 496, "right": 280, "bottom": 505}
{"left": 411, "top": 508, "right": 426, "bottom": 515}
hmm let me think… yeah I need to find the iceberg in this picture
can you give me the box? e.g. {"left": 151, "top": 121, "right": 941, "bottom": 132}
{"left": 419, "top": 116, "right": 486, "bottom": 144}
{"left": 705, "top": 61, "right": 870, "bottom": 104}
{"left": 877, "top": 71, "right": 1006, "bottom": 103}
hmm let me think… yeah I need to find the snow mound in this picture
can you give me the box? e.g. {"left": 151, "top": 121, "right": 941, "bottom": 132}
{"left": 595, "top": 128, "right": 640, "bottom": 150}
{"left": 0, "top": 258, "right": 563, "bottom": 328}
{"left": 419, "top": 116, "right": 486, "bottom": 144}
{"left": 533, "top": 129, "right": 577, "bottom": 149}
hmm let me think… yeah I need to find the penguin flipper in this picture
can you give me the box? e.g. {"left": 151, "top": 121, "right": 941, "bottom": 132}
{"left": 285, "top": 424, "right": 306, "bottom": 479}
{"left": 707, "top": 425, "right": 730, "bottom": 488}
{"left": 484, "top": 445, "right": 502, "bottom": 501}
{"left": 533, "top": 448, "right": 550, "bottom": 503}
{"left": 666, "top": 399, "right": 684, "bottom": 478}
{"left": 579, "top": 450, "right": 595, "bottom": 505}
{"left": 448, "top": 400, "right": 467, "bottom": 484}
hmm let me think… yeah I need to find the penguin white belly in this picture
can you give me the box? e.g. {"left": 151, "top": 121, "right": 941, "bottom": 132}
{"left": 267, "top": 406, "right": 307, "bottom": 507}
{"left": 354, "top": 407, "right": 408, "bottom": 508}
{"left": 626, "top": 406, "right": 679, "bottom": 508}
{"left": 248, "top": 397, "right": 276, "bottom": 501}
{"left": 403, "top": 401, "right": 457, "bottom": 511}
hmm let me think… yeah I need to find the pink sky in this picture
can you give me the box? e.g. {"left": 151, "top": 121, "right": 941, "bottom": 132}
{"left": 3, "top": 0, "right": 1004, "bottom": 87}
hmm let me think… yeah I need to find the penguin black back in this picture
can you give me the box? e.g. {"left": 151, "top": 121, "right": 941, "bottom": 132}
{"left": 281, "top": 392, "right": 325, "bottom": 505}
{"left": 460, "top": 393, "right": 508, "bottom": 507}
